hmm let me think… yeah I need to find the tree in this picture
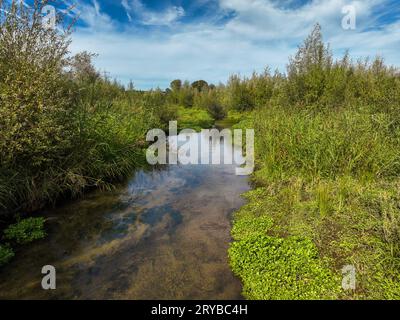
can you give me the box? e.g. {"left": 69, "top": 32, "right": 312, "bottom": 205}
{"left": 227, "top": 75, "right": 254, "bottom": 111}
{"left": 178, "top": 81, "right": 194, "bottom": 107}
{"left": 69, "top": 51, "right": 100, "bottom": 83}
{"left": 191, "top": 80, "right": 209, "bottom": 92}
{"left": 286, "top": 23, "right": 333, "bottom": 106}
{"left": 170, "top": 79, "right": 182, "bottom": 92}
{"left": 0, "top": 0, "right": 75, "bottom": 168}
{"left": 127, "top": 80, "right": 135, "bottom": 91}
{"left": 204, "top": 90, "right": 226, "bottom": 120}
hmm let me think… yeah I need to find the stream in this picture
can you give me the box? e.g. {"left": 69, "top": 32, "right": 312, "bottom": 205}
{"left": 0, "top": 132, "right": 250, "bottom": 299}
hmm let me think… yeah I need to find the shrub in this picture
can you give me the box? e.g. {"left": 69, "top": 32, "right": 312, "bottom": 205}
{"left": 0, "top": 1, "right": 75, "bottom": 170}
{"left": 0, "top": 1, "right": 75, "bottom": 213}
{"left": 177, "top": 81, "right": 194, "bottom": 107}
{"left": 0, "top": 1, "right": 162, "bottom": 214}
{"left": 286, "top": 24, "right": 333, "bottom": 106}
{"left": 247, "top": 69, "right": 275, "bottom": 108}
{"left": 194, "top": 89, "right": 226, "bottom": 120}
{"left": 226, "top": 75, "right": 255, "bottom": 111}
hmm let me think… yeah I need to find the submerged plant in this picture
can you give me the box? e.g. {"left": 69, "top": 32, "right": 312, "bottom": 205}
{"left": 3, "top": 217, "right": 46, "bottom": 245}
{"left": 0, "top": 244, "right": 14, "bottom": 267}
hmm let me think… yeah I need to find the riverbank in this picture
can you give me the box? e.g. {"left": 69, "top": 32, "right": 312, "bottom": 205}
{"left": 229, "top": 105, "right": 400, "bottom": 299}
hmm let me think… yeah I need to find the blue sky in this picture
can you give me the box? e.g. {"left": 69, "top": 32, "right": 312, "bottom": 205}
{"left": 57, "top": 0, "right": 400, "bottom": 89}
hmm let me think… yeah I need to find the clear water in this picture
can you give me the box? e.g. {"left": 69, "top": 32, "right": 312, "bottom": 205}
{"left": 0, "top": 133, "right": 250, "bottom": 299}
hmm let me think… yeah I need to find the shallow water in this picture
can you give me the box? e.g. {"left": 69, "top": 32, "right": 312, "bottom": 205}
{"left": 0, "top": 133, "right": 250, "bottom": 299}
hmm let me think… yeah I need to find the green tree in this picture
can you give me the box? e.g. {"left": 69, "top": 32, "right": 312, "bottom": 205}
{"left": 227, "top": 75, "right": 254, "bottom": 111}
{"left": 191, "top": 80, "right": 209, "bottom": 92}
{"left": 69, "top": 51, "right": 100, "bottom": 83}
{"left": 286, "top": 23, "right": 333, "bottom": 106}
{"left": 178, "top": 81, "right": 194, "bottom": 107}
{"left": 204, "top": 90, "right": 226, "bottom": 120}
{"left": 170, "top": 79, "right": 182, "bottom": 92}
{"left": 0, "top": 0, "right": 75, "bottom": 169}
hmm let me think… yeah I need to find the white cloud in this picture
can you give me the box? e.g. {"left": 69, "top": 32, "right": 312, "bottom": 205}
{"left": 219, "top": 0, "right": 382, "bottom": 40}
{"left": 92, "top": 0, "right": 100, "bottom": 16}
{"left": 122, "top": 0, "right": 185, "bottom": 26}
{"left": 69, "top": 0, "right": 400, "bottom": 89}
{"left": 63, "top": 0, "right": 115, "bottom": 32}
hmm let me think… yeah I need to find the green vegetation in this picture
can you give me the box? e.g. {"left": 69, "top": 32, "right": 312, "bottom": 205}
{"left": 0, "top": 1, "right": 221, "bottom": 265}
{"left": 0, "top": 2, "right": 156, "bottom": 216}
{"left": 4, "top": 217, "right": 46, "bottom": 245}
{"left": 230, "top": 235, "right": 340, "bottom": 300}
{"left": 1, "top": 0, "right": 399, "bottom": 300}
{"left": 216, "top": 110, "right": 248, "bottom": 128}
{"left": 0, "top": 244, "right": 14, "bottom": 267}
{"left": 177, "top": 106, "right": 214, "bottom": 131}
{"left": 228, "top": 24, "right": 400, "bottom": 299}
{"left": 0, "top": 217, "right": 45, "bottom": 267}
{"left": 0, "top": 1, "right": 220, "bottom": 218}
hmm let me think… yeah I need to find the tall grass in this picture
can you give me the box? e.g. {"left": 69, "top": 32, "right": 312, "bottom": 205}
{"left": 229, "top": 24, "right": 400, "bottom": 299}
{"left": 0, "top": 1, "right": 165, "bottom": 215}
{"left": 252, "top": 106, "right": 400, "bottom": 182}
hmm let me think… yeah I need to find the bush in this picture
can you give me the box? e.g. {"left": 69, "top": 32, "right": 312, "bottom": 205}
{"left": 0, "top": 2, "right": 162, "bottom": 214}
{"left": 3, "top": 217, "right": 46, "bottom": 245}
{"left": 0, "top": 1, "right": 75, "bottom": 170}
{"left": 194, "top": 89, "right": 226, "bottom": 120}
{"left": 177, "top": 81, "right": 194, "bottom": 107}
{"left": 286, "top": 24, "right": 332, "bottom": 106}
{"left": 226, "top": 75, "right": 255, "bottom": 111}
{"left": 139, "top": 89, "right": 178, "bottom": 126}
{"left": 0, "top": 1, "right": 75, "bottom": 213}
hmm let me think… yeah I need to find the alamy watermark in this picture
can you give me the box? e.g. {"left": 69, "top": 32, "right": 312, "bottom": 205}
{"left": 41, "top": 265, "right": 56, "bottom": 290}
{"left": 342, "top": 264, "right": 356, "bottom": 290}
{"left": 41, "top": 4, "right": 56, "bottom": 30}
{"left": 1, "top": 1, "right": 79, "bottom": 31}
{"left": 342, "top": 4, "right": 357, "bottom": 30}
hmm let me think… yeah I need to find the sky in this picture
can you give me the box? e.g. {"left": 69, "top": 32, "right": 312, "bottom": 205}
{"left": 53, "top": 0, "right": 400, "bottom": 89}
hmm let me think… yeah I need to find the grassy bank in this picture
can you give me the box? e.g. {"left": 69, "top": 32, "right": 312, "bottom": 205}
{"left": 230, "top": 107, "right": 400, "bottom": 299}
{"left": 228, "top": 25, "right": 400, "bottom": 299}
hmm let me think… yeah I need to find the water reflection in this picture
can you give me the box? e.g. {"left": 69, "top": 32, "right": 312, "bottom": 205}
{"left": 0, "top": 133, "right": 250, "bottom": 299}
